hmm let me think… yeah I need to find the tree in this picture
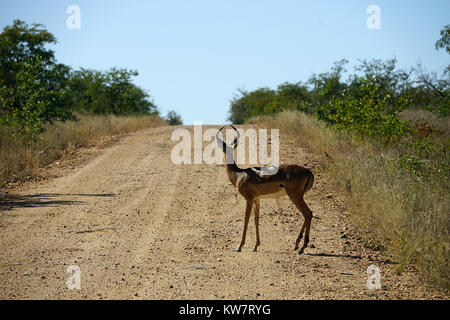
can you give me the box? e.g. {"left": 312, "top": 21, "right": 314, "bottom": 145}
{"left": 0, "top": 56, "right": 74, "bottom": 139}
{"left": 317, "top": 77, "right": 411, "bottom": 144}
{"left": 165, "top": 110, "right": 183, "bottom": 125}
{"left": 408, "top": 25, "right": 450, "bottom": 116}
{"left": 0, "top": 19, "right": 57, "bottom": 87}
{"left": 352, "top": 58, "right": 412, "bottom": 96}
{"left": 268, "top": 82, "right": 313, "bottom": 114}
{"left": 228, "top": 83, "right": 314, "bottom": 124}
{"left": 435, "top": 25, "right": 450, "bottom": 55}
{"left": 228, "top": 88, "right": 276, "bottom": 124}
{"left": 0, "top": 20, "right": 73, "bottom": 139}
{"left": 307, "top": 59, "right": 348, "bottom": 106}
{"left": 68, "top": 68, "right": 158, "bottom": 115}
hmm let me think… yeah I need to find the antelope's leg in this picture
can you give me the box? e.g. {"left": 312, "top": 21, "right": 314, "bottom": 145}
{"left": 253, "top": 199, "right": 261, "bottom": 252}
{"left": 297, "top": 198, "right": 313, "bottom": 255}
{"left": 236, "top": 198, "right": 254, "bottom": 252}
{"left": 286, "top": 189, "right": 313, "bottom": 254}
{"left": 295, "top": 219, "right": 307, "bottom": 251}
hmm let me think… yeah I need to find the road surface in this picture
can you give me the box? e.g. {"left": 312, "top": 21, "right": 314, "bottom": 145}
{"left": 0, "top": 125, "right": 444, "bottom": 299}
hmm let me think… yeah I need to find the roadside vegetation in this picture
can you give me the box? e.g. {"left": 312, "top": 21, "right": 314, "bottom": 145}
{"left": 0, "top": 113, "right": 164, "bottom": 185}
{"left": 0, "top": 20, "right": 173, "bottom": 186}
{"left": 233, "top": 26, "right": 449, "bottom": 290}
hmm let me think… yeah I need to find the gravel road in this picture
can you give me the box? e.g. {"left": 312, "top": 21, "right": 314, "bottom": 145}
{"left": 0, "top": 125, "right": 445, "bottom": 299}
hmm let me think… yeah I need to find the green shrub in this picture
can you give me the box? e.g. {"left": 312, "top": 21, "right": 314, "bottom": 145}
{"left": 317, "top": 77, "right": 412, "bottom": 144}
{"left": 0, "top": 55, "right": 73, "bottom": 141}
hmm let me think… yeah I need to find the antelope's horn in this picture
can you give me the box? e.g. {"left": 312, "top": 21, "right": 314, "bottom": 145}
{"left": 228, "top": 124, "right": 240, "bottom": 145}
{"left": 216, "top": 124, "right": 240, "bottom": 147}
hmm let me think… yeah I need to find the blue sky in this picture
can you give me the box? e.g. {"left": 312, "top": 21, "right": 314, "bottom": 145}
{"left": 1, "top": 0, "right": 449, "bottom": 124}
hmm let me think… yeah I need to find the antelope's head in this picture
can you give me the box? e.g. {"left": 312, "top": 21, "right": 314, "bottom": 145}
{"left": 216, "top": 124, "right": 240, "bottom": 164}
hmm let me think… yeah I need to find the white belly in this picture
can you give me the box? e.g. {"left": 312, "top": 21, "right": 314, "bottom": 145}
{"left": 256, "top": 189, "right": 288, "bottom": 199}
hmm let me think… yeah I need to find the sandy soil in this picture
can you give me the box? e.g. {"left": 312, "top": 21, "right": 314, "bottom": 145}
{"left": 0, "top": 125, "right": 447, "bottom": 299}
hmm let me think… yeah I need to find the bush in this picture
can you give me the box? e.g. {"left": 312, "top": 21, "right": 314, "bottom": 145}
{"left": 165, "top": 110, "right": 183, "bottom": 125}
{"left": 68, "top": 68, "right": 158, "bottom": 115}
{"left": 317, "top": 77, "right": 412, "bottom": 144}
{"left": 0, "top": 20, "right": 74, "bottom": 141}
{"left": 0, "top": 55, "right": 74, "bottom": 141}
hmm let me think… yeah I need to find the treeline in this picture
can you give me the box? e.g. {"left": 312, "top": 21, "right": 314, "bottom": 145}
{"left": 229, "top": 25, "right": 450, "bottom": 189}
{"left": 0, "top": 20, "right": 159, "bottom": 140}
{"left": 229, "top": 26, "right": 449, "bottom": 144}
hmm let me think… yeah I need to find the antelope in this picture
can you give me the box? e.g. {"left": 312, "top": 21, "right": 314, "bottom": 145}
{"left": 216, "top": 124, "right": 314, "bottom": 254}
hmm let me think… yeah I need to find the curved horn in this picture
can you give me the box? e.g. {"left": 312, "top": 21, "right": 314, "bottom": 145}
{"left": 216, "top": 125, "right": 227, "bottom": 152}
{"left": 229, "top": 124, "right": 240, "bottom": 146}
{"left": 216, "top": 125, "right": 226, "bottom": 143}
{"left": 216, "top": 124, "right": 240, "bottom": 150}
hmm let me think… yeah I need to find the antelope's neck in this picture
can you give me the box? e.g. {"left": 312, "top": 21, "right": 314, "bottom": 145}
{"left": 225, "top": 163, "right": 239, "bottom": 187}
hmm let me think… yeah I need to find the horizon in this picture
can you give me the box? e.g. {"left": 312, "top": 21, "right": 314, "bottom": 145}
{"left": 1, "top": 0, "right": 449, "bottom": 124}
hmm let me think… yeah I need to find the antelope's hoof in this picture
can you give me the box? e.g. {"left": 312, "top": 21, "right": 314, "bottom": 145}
{"left": 298, "top": 248, "right": 305, "bottom": 255}
{"left": 294, "top": 245, "right": 299, "bottom": 251}
{"left": 236, "top": 247, "right": 242, "bottom": 252}
{"left": 253, "top": 247, "right": 258, "bottom": 252}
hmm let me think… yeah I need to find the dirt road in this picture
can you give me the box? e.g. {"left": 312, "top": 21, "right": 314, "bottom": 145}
{"left": 0, "top": 125, "right": 445, "bottom": 299}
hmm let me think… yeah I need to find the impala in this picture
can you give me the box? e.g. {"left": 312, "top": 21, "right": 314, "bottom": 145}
{"left": 216, "top": 124, "right": 315, "bottom": 254}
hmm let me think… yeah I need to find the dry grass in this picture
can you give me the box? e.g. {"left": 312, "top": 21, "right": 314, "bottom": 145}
{"left": 0, "top": 113, "right": 165, "bottom": 186}
{"left": 400, "top": 109, "right": 449, "bottom": 136}
{"left": 248, "top": 110, "right": 449, "bottom": 290}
